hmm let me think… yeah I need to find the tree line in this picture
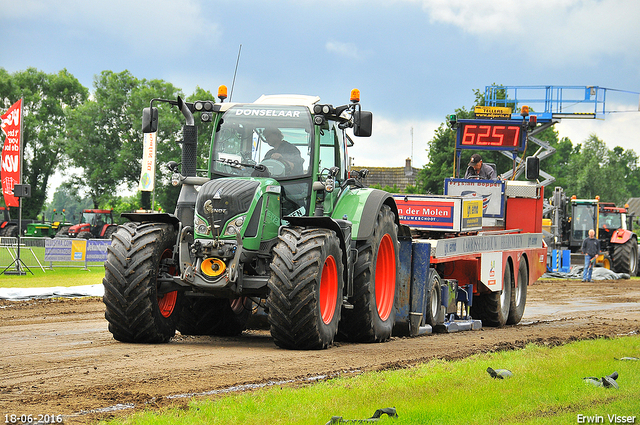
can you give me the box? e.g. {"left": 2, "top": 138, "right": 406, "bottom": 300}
{"left": 1, "top": 68, "right": 638, "bottom": 223}
{"left": 0, "top": 67, "right": 213, "bottom": 221}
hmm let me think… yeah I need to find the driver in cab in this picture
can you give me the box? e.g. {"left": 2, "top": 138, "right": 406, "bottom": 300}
{"left": 263, "top": 127, "right": 303, "bottom": 175}
{"left": 465, "top": 153, "right": 496, "bottom": 180}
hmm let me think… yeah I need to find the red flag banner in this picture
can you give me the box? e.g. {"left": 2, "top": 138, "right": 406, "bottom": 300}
{"left": 0, "top": 99, "right": 22, "bottom": 207}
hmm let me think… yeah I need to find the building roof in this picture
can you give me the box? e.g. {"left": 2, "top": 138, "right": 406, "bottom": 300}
{"left": 351, "top": 158, "right": 419, "bottom": 192}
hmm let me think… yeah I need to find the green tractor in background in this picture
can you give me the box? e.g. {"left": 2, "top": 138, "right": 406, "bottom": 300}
{"left": 103, "top": 87, "right": 400, "bottom": 350}
{"left": 24, "top": 209, "right": 73, "bottom": 238}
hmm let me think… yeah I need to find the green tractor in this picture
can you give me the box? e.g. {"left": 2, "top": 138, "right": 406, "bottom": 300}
{"left": 103, "top": 88, "right": 401, "bottom": 349}
{"left": 24, "top": 209, "right": 73, "bottom": 238}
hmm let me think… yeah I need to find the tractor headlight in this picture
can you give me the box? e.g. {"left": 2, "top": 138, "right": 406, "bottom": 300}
{"left": 224, "top": 216, "right": 245, "bottom": 236}
{"left": 194, "top": 215, "right": 210, "bottom": 236}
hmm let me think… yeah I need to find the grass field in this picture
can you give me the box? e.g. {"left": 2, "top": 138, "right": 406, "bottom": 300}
{"left": 99, "top": 336, "right": 640, "bottom": 425}
{"left": 0, "top": 266, "right": 105, "bottom": 288}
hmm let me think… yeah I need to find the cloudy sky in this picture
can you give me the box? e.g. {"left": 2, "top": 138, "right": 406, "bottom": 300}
{"left": 2, "top": 0, "right": 640, "bottom": 176}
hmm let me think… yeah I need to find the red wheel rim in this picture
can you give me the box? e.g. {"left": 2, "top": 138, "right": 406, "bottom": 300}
{"left": 158, "top": 248, "right": 178, "bottom": 318}
{"left": 375, "top": 234, "right": 396, "bottom": 321}
{"left": 319, "top": 255, "right": 338, "bottom": 325}
{"left": 158, "top": 291, "right": 178, "bottom": 318}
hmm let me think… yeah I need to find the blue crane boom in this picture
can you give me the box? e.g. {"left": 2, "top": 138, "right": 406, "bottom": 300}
{"left": 484, "top": 85, "right": 639, "bottom": 122}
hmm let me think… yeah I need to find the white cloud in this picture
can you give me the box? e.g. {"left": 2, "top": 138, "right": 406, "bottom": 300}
{"left": 4, "top": 0, "right": 221, "bottom": 54}
{"left": 325, "top": 41, "right": 369, "bottom": 60}
{"left": 419, "top": 0, "right": 640, "bottom": 64}
{"left": 348, "top": 116, "right": 440, "bottom": 168}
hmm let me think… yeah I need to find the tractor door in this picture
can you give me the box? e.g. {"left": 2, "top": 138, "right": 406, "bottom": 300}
{"left": 316, "top": 122, "right": 347, "bottom": 216}
{"left": 570, "top": 202, "right": 597, "bottom": 251}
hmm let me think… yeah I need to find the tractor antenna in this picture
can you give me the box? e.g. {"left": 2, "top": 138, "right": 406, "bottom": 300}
{"left": 230, "top": 44, "right": 242, "bottom": 102}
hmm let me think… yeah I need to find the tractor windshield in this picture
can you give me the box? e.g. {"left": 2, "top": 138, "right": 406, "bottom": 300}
{"left": 572, "top": 204, "right": 597, "bottom": 242}
{"left": 600, "top": 212, "right": 623, "bottom": 230}
{"left": 211, "top": 105, "right": 313, "bottom": 179}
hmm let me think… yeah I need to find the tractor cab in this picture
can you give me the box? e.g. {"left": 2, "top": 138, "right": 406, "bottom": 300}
{"left": 68, "top": 209, "right": 116, "bottom": 239}
{"left": 210, "top": 101, "right": 318, "bottom": 218}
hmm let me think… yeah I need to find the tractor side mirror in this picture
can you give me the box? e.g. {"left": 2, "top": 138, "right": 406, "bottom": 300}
{"left": 353, "top": 110, "right": 373, "bottom": 137}
{"left": 142, "top": 107, "right": 159, "bottom": 133}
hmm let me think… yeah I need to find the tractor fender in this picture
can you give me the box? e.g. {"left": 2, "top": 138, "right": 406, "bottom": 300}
{"left": 609, "top": 228, "right": 635, "bottom": 245}
{"left": 332, "top": 188, "right": 400, "bottom": 241}
{"left": 121, "top": 212, "right": 181, "bottom": 231}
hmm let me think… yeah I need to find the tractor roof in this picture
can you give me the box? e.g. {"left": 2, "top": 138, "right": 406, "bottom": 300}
{"left": 215, "top": 94, "right": 321, "bottom": 113}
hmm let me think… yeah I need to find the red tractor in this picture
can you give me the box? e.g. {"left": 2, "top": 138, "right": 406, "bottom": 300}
{"left": 67, "top": 209, "right": 118, "bottom": 240}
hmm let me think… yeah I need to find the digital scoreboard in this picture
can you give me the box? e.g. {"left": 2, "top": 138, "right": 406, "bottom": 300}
{"left": 455, "top": 119, "right": 527, "bottom": 151}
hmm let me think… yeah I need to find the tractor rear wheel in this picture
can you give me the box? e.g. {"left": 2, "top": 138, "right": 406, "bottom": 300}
{"left": 267, "top": 227, "right": 344, "bottom": 349}
{"left": 177, "top": 297, "right": 252, "bottom": 336}
{"left": 339, "top": 204, "right": 398, "bottom": 342}
{"left": 507, "top": 259, "right": 528, "bottom": 325}
{"left": 471, "top": 260, "right": 512, "bottom": 327}
{"left": 612, "top": 238, "right": 638, "bottom": 276}
{"left": 103, "top": 225, "right": 117, "bottom": 240}
{"left": 102, "top": 222, "right": 181, "bottom": 343}
{"left": 3, "top": 224, "right": 18, "bottom": 238}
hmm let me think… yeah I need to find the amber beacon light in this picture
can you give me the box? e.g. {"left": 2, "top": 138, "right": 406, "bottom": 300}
{"left": 350, "top": 88, "right": 360, "bottom": 103}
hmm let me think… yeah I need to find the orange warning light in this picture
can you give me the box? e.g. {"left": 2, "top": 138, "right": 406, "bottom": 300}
{"left": 218, "top": 85, "right": 228, "bottom": 101}
{"left": 350, "top": 88, "right": 360, "bottom": 103}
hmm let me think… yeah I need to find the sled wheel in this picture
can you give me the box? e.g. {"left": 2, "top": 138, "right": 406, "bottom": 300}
{"left": 507, "top": 258, "right": 528, "bottom": 325}
{"left": 425, "top": 269, "right": 443, "bottom": 326}
{"left": 471, "top": 260, "right": 512, "bottom": 327}
{"left": 267, "top": 227, "right": 343, "bottom": 349}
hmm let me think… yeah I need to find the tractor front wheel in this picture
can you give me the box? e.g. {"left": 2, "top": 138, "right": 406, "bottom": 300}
{"left": 267, "top": 227, "right": 343, "bottom": 349}
{"left": 102, "top": 222, "right": 181, "bottom": 343}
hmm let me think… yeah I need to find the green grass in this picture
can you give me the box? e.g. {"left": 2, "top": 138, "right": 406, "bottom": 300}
{"left": 101, "top": 336, "right": 640, "bottom": 425}
{"left": 0, "top": 266, "right": 105, "bottom": 288}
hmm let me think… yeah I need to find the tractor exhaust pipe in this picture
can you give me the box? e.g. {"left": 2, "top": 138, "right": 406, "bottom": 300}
{"left": 177, "top": 96, "right": 197, "bottom": 177}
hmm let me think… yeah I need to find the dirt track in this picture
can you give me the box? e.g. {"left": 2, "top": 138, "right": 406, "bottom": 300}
{"left": 1, "top": 279, "right": 639, "bottom": 424}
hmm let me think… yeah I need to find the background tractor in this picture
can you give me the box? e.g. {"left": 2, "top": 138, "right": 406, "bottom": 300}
{"left": 102, "top": 88, "right": 400, "bottom": 350}
{"left": 545, "top": 187, "right": 638, "bottom": 275}
{"left": 24, "top": 209, "right": 73, "bottom": 238}
{"left": 67, "top": 209, "right": 118, "bottom": 240}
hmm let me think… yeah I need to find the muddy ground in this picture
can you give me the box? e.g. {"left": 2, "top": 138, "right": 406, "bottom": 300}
{"left": 1, "top": 278, "right": 639, "bottom": 424}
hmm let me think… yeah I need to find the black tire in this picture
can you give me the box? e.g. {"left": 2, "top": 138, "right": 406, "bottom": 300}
{"left": 177, "top": 297, "right": 252, "bottom": 336}
{"left": 425, "top": 269, "right": 442, "bottom": 326}
{"left": 3, "top": 224, "right": 18, "bottom": 238}
{"left": 612, "top": 238, "right": 638, "bottom": 276}
{"left": 77, "top": 231, "right": 92, "bottom": 240}
{"left": 267, "top": 227, "right": 343, "bottom": 350}
{"left": 103, "top": 225, "right": 117, "bottom": 240}
{"left": 471, "top": 260, "right": 512, "bottom": 327}
{"left": 339, "top": 204, "right": 398, "bottom": 342}
{"left": 102, "top": 222, "right": 180, "bottom": 343}
{"left": 56, "top": 225, "right": 70, "bottom": 237}
{"left": 507, "top": 259, "right": 528, "bottom": 325}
